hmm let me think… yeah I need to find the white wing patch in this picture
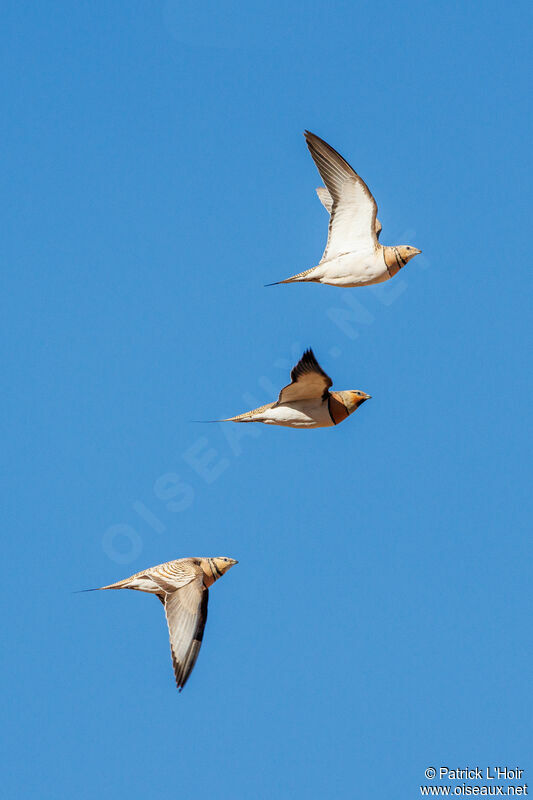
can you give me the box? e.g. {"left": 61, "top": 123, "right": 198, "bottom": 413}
{"left": 305, "top": 131, "right": 378, "bottom": 261}
{"left": 317, "top": 185, "right": 382, "bottom": 239}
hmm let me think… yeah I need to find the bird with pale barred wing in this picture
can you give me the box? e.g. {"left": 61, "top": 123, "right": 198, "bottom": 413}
{"left": 221, "top": 348, "right": 370, "bottom": 428}
{"left": 268, "top": 131, "right": 420, "bottom": 287}
{"left": 84, "top": 557, "right": 237, "bottom": 691}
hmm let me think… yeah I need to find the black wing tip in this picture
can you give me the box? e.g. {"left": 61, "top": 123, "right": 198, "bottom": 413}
{"left": 290, "top": 348, "right": 320, "bottom": 379}
{"left": 300, "top": 347, "right": 318, "bottom": 364}
{"left": 72, "top": 588, "right": 100, "bottom": 594}
{"left": 175, "top": 667, "right": 191, "bottom": 693}
{"left": 304, "top": 130, "right": 327, "bottom": 150}
{"left": 175, "top": 667, "right": 185, "bottom": 691}
{"left": 293, "top": 348, "right": 331, "bottom": 386}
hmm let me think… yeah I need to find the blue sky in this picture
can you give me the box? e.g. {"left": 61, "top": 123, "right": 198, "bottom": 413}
{"left": 2, "top": 1, "right": 532, "bottom": 797}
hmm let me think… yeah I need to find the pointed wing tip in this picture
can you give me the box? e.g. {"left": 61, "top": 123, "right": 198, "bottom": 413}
{"left": 300, "top": 348, "right": 330, "bottom": 380}
{"left": 279, "top": 348, "right": 332, "bottom": 403}
{"left": 304, "top": 130, "right": 324, "bottom": 148}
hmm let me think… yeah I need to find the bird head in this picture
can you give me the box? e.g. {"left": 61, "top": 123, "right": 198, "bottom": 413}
{"left": 212, "top": 557, "right": 238, "bottom": 576}
{"left": 396, "top": 245, "right": 421, "bottom": 265}
{"left": 330, "top": 390, "right": 371, "bottom": 422}
{"left": 202, "top": 557, "right": 238, "bottom": 586}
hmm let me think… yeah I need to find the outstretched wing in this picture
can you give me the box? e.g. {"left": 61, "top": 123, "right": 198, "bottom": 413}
{"left": 277, "top": 349, "right": 332, "bottom": 404}
{"left": 305, "top": 131, "right": 378, "bottom": 261}
{"left": 316, "top": 185, "right": 382, "bottom": 239}
{"left": 164, "top": 577, "right": 208, "bottom": 691}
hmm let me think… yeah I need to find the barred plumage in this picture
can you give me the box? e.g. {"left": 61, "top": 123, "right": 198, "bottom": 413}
{"left": 91, "top": 556, "right": 237, "bottom": 691}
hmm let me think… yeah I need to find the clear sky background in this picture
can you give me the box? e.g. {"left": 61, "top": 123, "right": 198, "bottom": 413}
{"left": 2, "top": 2, "right": 532, "bottom": 798}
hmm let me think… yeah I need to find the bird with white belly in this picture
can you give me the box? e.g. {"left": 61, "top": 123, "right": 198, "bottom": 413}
{"left": 223, "top": 348, "right": 370, "bottom": 429}
{"left": 268, "top": 131, "right": 421, "bottom": 288}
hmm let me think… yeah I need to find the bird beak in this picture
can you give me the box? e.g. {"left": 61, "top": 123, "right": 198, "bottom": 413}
{"left": 230, "top": 559, "right": 239, "bottom": 565}
{"left": 413, "top": 248, "right": 422, "bottom": 255}
{"left": 362, "top": 393, "right": 372, "bottom": 400}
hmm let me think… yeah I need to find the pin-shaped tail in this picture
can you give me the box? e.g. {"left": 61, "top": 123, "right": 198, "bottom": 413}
{"left": 264, "top": 278, "right": 292, "bottom": 286}
{"left": 190, "top": 419, "right": 229, "bottom": 423}
{"left": 74, "top": 578, "right": 130, "bottom": 593}
{"left": 265, "top": 267, "right": 317, "bottom": 286}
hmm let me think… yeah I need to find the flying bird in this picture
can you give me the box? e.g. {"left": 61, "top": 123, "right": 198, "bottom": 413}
{"left": 223, "top": 348, "right": 370, "bottom": 428}
{"left": 88, "top": 556, "right": 237, "bottom": 691}
{"left": 268, "top": 131, "right": 421, "bottom": 287}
